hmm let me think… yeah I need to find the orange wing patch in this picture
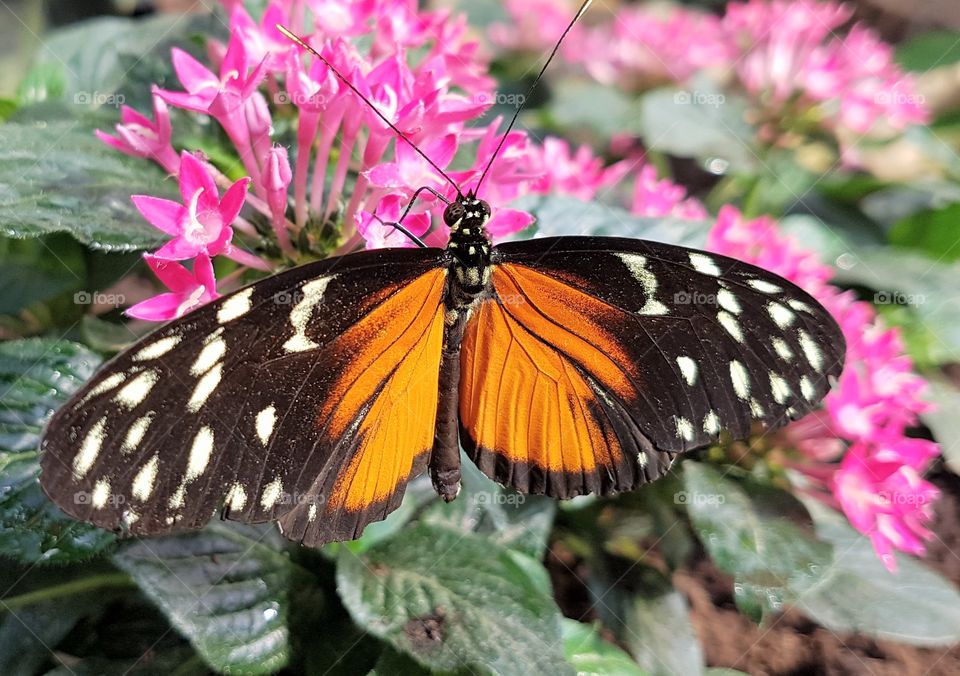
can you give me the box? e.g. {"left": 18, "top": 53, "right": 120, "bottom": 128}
{"left": 279, "top": 268, "right": 446, "bottom": 544}
{"left": 460, "top": 264, "right": 661, "bottom": 498}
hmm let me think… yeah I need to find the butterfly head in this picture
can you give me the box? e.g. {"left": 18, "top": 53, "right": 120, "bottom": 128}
{"left": 444, "top": 194, "right": 491, "bottom": 238}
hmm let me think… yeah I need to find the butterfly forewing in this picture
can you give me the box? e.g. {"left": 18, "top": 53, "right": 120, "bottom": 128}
{"left": 40, "top": 248, "right": 447, "bottom": 543}
{"left": 457, "top": 237, "right": 845, "bottom": 497}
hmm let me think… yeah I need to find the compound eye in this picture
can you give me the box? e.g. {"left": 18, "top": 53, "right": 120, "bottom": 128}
{"left": 443, "top": 202, "right": 465, "bottom": 227}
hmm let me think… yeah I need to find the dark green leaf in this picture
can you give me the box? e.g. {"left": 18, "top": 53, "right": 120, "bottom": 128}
{"left": 549, "top": 79, "right": 644, "bottom": 142}
{"left": 421, "top": 454, "right": 556, "bottom": 558}
{"left": 896, "top": 31, "right": 960, "bottom": 72}
{"left": 562, "top": 619, "right": 648, "bottom": 676}
{"left": 0, "top": 599, "right": 90, "bottom": 676}
{"left": 0, "top": 118, "right": 176, "bottom": 251}
{"left": 0, "top": 339, "right": 115, "bottom": 563}
{"left": 889, "top": 203, "right": 960, "bottom": 262}
{"left": 112, "top": 523, "right": 301, "bottom": 675}
{"left": 797, "top": 500, "right": 960, "bottom": 646}
{"left": 337, "top": 523, "right": 571, "bottom": 675}
{"left": 0, "top": 235, "right": 87, "bottom": 315}
{"left": 512, "top": 194, "right": 711, "bottom": 246}
{"left": 682, "top": 463, "right": 833, "bottom": 622}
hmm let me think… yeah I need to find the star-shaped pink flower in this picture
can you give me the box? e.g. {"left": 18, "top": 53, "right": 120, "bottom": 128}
{"left": 126, "top": 254, "right": 218, "bottom": 321}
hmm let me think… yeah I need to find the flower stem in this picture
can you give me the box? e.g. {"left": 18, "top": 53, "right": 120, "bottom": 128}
{"left": 1, "top": 573, "right": 135, "bottom": 611}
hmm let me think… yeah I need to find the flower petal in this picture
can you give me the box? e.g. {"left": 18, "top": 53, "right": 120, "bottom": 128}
{"left": 131, "top": 195, "right": 185, "bottom": 235}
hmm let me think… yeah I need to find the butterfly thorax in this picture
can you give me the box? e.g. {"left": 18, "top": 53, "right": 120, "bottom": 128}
{"left": 444, "top": 195, "right": 493, "bottom": 309}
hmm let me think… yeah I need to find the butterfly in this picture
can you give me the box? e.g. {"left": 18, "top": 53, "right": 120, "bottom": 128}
{"left": 38, "top": 3, "right": 845, "bottom": 547}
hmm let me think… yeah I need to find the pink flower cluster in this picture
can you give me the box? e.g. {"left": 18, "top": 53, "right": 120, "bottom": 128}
{"left": 495, "top": 0, "right": 928, "bottom": 142}
{"left": 708, "top": 207, "right": 940, "bottom": 571}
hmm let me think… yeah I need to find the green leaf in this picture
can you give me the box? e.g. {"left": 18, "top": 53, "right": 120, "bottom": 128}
{"left": 548, "top": 79, "right": 644, "bottom": 142}
{"left": 25, "top": 13, "right": 225, "bottom": 112}
{"left": 896, "top": 31, "right": 960, "bottom": 72}
{"left": 624, "top": 569, "right": 704, "bottom": 676}
{"left": 681, "top": 463, "right": 833, "bottom": 622}
{"left": 833, "top": 248, "right": 960, "bottom": 364}
{"left": 0, "top": 339, "right": 115, "bottom": 563}
{"left": 0, "top": 597, "right": 91, "bottom": 676}
{"left": 112, "top": 523, "right": 301, "bottom": 675}
{"left": 639, "top": 86, "right": 759, "bottom": 172}
{"left": 512, "top": 194, "right": 711, "bottom": 246}
{"left": 562, "top": 620, "right": 648, "bottom": 676}
{"left": 920, "top": 377, "right": 960, "bottom": 475}
{"left": 0, "top": 118, "right": 176, "bottom": 251}
{"left": 337, "top": 523, "right": 571, "bottom": 675}
{"left": 0, "top": 235, "right": 87, "bottom": 316}
{"left": 421, "top": 454, "right": 556, "bottom": 558}
{"left": 797, "top": 500, "right": 960, "bottom": 646}
{"left": 889, "top": 202, "right": 960, "bottom": 262}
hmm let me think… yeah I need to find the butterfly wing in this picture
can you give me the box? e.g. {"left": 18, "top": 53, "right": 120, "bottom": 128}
{"left": 40, "top": 247, "right": 448, "bottom": 546}
{"left": 458, "top": 236, "right": 845, "bottom": 498}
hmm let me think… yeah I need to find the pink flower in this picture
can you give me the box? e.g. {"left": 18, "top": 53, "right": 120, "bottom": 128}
{"left": 708, "top": 205, "right": 940, "bottom": 569}
{"left": 631, "top": 165, "right": 708, "bottom": 219}
{"left": 131, "top": 151, "right": 264, "bottom": 269}
{"left": 127, "top": 254, "right": 218, "bottom": 321}
{"left": 356, "top": 193, "right": 430, "bottom": 249}
{"left": 95, "top": 90, "right": 179, "bottom": 174}
{"left": 527, "top": 138, "right": 632, "bottom": 202}
{"left": 834, "top": 443, "right": 940, "bottom": 571}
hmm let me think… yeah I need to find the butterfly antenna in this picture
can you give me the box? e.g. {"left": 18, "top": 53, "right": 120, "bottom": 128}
{"left": 474, "top": 0, "right": 593, "bottom": 196}
{"left": 277, "top": 25, "right": 463, "bottom": 198}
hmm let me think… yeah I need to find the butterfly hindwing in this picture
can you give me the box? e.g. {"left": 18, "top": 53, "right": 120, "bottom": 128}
{"left": 458, "top": 236, "right": 845, "bottom": 498}
{"left": 40, "top": 248, "right": 447, "bottom": 545}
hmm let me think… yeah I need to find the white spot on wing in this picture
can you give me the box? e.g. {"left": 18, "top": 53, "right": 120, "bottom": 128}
{"left": 186, "top": 426, "right": 214, "bottom": 480}
{"left": 83, "top": 372, "right": 127, "bottom": 402}
{"left": 772, "top": 337, "right": 794, "bottom": 361}
{"left": 689, "top": 252, "right": 721, "bottom": 276}
{"left": 637, "top": 451, "right": 649, "bottom": 468}
{"left": 256, "top": 405, "right": 277, "bottom": 446}
{"left": 748, "top": 279, "right": 781, "bottom": 294}
{"left": 617, "top": 253, "right": 670, "bottom": 316}
{"left": 218, "top": 287, "right": 254, "bottom": 323}
{"left": 676, "top": 356, "right": 699, "bottom": 386}
{"left": 114, "top": 370, "right": 159, "bottom": 409}
{"left": 73, "top": 418, "right": 107, "bottom": 479}
{"left": 768, "top": 302, "right": 796, "bottom": 328}
{"left": 717, "top": 311, "right": 744, "bottom": 342}
{"left": 283, "top": 277, "right": 335, "bottom": 352}
{"left": 798, "top": 330, "right": 824, "bottom": 371}
{"left": 191, "top": 337, "right": 226, "bottom": 376}
{"left": 187, "top": 364, "right": 223, "bottom": 412}
{"left": 122, "top": 413, "right": 154, "bottom": 455}
{"left": 675, "top": 416, "right": 695, "bottom": 441}
{"left": 227, "top": 483, "right": 247, "bottom": 511}
{"left": 788, "top": 299, "right": 814, "bottom": 313}
{"left": 729, "top": 360, "right": 750, "bottom": 400}
{"left": 718, "top": 288, "right": 742, "bottom": 315}
{"left": 261, "top": 477, "right": 284, "bottom": 510}
{"left": 800, "top": 376, "right": 816, "bottom": 401}
{"left": 133, "top": 336, "right": 181, "bottom": 361}
{"left": 92, "top": 479, "right": 111, "bottom": 509}
{"left": 308, "top": 503, "right": 318, "bottom": 522}
{"left": 132, "top": 454, "right": 160, "bottom": 501}
{"left": 769, "top": 373, "right": 792, "bottom": 404}
{"left": 703, "top": 410, "right": 720, "bottom": 435}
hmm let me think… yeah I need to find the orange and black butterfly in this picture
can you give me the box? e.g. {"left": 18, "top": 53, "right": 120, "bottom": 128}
{"left": 39, "top": 3, "right": 845, "bottom": 546}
